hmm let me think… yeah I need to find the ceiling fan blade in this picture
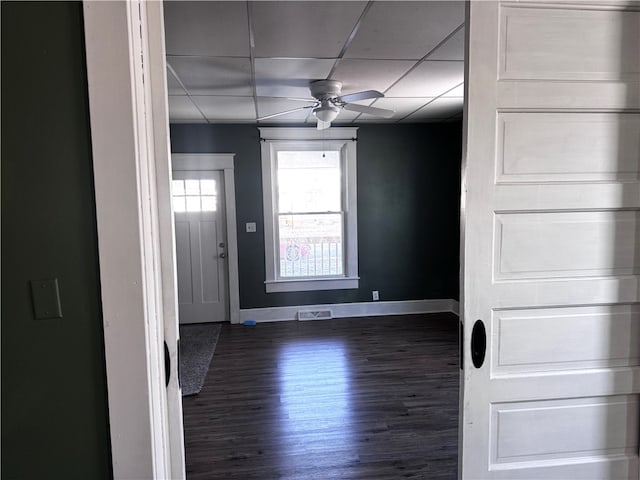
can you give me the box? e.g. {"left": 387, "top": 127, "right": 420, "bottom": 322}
{"left": 337, "top": 90, "right": 384, "bottom": 103}
{"left": 343, "top": 103, "right": 395, "bottom": 118}
{"left": 257, "top": 105, "right": 314, "bottom": 121}
{"left": 285, "top": 97, "right": 318, "bottom": 103}
{"left": 317, "top": 119, "right": 331, "bottom": 130}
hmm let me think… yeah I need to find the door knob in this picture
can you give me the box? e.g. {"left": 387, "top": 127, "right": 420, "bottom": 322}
{"left": 219, "top": 252, "right": 227, "bottom": 259}
{"left": 219, "top": 242, "right": 225, "bottom": 248}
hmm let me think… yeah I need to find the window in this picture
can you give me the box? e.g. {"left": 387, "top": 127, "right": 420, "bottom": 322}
{"left": 171, "top": 178, "right": 218, "bottom": 212}
{"left": 260, "top": 127, "right": 359, "bottom": 293}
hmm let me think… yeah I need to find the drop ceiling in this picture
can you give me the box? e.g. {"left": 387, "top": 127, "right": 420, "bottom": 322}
{"left": 164, "top": 1, "right": 465, "bottom": 125}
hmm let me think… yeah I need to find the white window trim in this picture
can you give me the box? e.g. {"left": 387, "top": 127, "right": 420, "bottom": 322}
{"left": 259, "top": 127, "right": 359, "bottom": 293}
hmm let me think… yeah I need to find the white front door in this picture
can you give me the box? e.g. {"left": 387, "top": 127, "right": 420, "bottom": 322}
{"left": 172, "top": 170, "right": 229, "bottom": 324}
{"left": 460, "top": 2, "right": 640, "bottom": 479}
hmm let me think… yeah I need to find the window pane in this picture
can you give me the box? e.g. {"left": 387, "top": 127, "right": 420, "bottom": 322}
{"left": 185, "top": 179, "right": 200, "bottom": 195}
{"left": 201, "top": 196, "right": 217, "bottom": 212}
{"left": 172, "top": 179, "right": 185, "bottom": 196}
{"left": 186, "top": 196, "right": 200, "bottom": 212}
{"left": 200, "top": 179, "right": 216, "bottom": 195}
{"left": 278, "top": 213, "right": 343, "bottom": 277}
{"left": 172, "top": 196, "right": 186, "bottom": 213}
{"left": 277, "top": 150, "right": 341, "bottom": 213}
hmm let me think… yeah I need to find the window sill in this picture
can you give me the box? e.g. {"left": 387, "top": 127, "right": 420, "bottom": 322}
{"left": 265, "top": 277, "right": 360, "bottom": 293}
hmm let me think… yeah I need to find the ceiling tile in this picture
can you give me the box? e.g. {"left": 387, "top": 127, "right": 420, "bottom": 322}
{"left": 164, "top": 2, "right": 250, "bottom": 57}
{"left": 168, "top": 56, "right": 253, "bottom": 96}
{"left": 386, "top": 61, "right": 464, "bottom": 97}
{"left": 345, "top": 2, "right": 465, "bottom": 60}
{"left": 331, "top": 59, "right": 416, "bottom": 94}
{"left": 254, "top": 58, "right": 335, "bottom": 98}
{"left": 442, "top": 83, "right": 464, "bottom": 97}
{"left": 367, "top": 97, "right": 436, "bottom": 120}
{"left": 252, "top": 2, "right": 368, "bottom": 58}
{"left": 428, "top": 27, "right": 465, "bottom": 61}
{"left": 257, "top": 98, "right": 314, "bottom": 123}
{"left": 192, "top": 96, "right": 256, "bottom": 122}
{"left": 167, "top": 68, "right": 186, "bottom": 95}
{"left": 168, "top": 96, "right": 206, "bottom": 122}
{"left": 404, "top": 97, "right": 463, "bottom": 121}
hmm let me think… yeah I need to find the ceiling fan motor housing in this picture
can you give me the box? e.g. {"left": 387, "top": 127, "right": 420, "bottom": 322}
{"left": 310, "top": 80, "right": 343, "bottom": 101}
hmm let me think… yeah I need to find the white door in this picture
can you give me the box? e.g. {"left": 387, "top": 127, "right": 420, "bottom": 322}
{"left": 460, "top": 2, "right": 640, "bottom": 479}
{"left": 172, "top": 170, "right": 229, "bottom": 324}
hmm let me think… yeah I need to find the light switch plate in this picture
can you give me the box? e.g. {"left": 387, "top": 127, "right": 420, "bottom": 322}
{"left": 30, "top": 278, "right": 63, "bottom": 319}
{"left": 246, "top": 222, "right": 257, "bottom": 233}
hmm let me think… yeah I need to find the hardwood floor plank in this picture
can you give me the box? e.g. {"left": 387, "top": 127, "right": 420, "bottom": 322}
{"left": 183, "top": 313, "right": 459, "bottom": 479}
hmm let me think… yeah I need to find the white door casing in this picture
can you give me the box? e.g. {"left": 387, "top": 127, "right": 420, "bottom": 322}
{"left": 460, "top": 2, "right": 640, "bottom": 479}
{"left": 84, "top": 1, "right": 185, "bottom": 478}
{"left": 173, "top": 170, "right": 229, "bottom": 324}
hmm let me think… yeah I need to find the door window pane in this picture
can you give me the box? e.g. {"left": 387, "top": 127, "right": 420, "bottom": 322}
{"left": 173, "top": 196, "right": 186, "bottom": 213}
{"left": 200, "top": 179, "right": 216, "bottom": 195}
{"left": 201, "top": 196, "right": 217, "bottom": 212}
{"left": 186, "top": 196, "right": 200, "bottom": 212}
{"left": 172, "top": 179, "right": 185, "bottom": 196}
{"left": 185, "top": 179, "right": 200, "bottom": 195}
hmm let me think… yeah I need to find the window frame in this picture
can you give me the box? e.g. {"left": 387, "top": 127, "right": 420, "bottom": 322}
{"left": 260, "top": 127, "right": 359, "bottom": 293}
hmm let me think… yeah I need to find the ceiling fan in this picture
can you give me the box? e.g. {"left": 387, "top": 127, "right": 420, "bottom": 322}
{"left": 257, "top": 79, "right": 395, "bottom": 130}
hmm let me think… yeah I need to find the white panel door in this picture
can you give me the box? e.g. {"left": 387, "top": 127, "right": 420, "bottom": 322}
{"left": 460, "top": 2, "right": 640, "bottom": 479}
{"left": 173, "top": 170, "right": 229, "bottom": 324}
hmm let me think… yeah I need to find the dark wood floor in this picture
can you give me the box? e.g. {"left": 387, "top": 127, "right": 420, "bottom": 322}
{"left": 182, "top": 313, "right": 459, "bottom": 479}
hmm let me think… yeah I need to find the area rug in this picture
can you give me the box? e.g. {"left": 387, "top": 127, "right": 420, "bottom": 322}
{"left": 179, "top": 323, "right": 222, "bottom": 396}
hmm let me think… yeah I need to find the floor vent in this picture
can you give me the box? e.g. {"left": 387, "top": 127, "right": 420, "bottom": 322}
{"left": 297, "top": 310, "right": 333, "bottom": 321}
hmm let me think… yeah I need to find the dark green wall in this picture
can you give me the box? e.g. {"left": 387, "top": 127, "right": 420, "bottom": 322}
{"left": 1, "top": 2, "right": 112, "bottom": 478}
{"left": 170, "top": 123, "right": 462, "bottom": 308}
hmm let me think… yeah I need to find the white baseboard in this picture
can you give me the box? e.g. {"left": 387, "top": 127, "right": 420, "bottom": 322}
{"left": 239, "top": 298, "right": 459, "bottom": 324}
{"left": 451, "top": 299, "right": 460, "bottom": 315}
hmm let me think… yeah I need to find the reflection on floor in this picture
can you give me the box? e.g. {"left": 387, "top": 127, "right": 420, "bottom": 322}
{"left": 182, "top": 313, "right": 459, "bottom": 479}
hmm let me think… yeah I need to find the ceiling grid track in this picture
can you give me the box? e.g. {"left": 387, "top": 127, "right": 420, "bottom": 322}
{"left": 327, "top": 1, "right": 374, "bottom": 80}
{"left": 363, "top": 23, "right": 465, "bottom": 124}
{"left": 305, "top": 1, "right": 374, "bottom": 124}
{"left": 246, "top": 1, "right": 260, "bottom": 122}
{"left": 397, "top": 80, "right": 465, "bottom": 123}
{"left": 164, "top": 2, "right": 465, "bottom": 125}
{"left": 166, "top": 63, "right": 210, "bottom": 123}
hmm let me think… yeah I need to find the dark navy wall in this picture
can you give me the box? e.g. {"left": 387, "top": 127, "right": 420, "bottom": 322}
{"left": 1, "top": 3, "right": 112, "bottom": 478}
{"left": 170, "top": 123, "right": 462, "bottom": 308}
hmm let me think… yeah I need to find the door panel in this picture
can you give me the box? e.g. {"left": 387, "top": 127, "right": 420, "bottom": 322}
{"left": 199, "top": 220, "right": 221, "bottom": 303}
{"left": 173, "top": 170, "right": 229, "bottom": 324}
{"left": 491, "top": 306, "right": 640, "bottom": 375}
{"left": 461, "top": 2, "right": 640, "bottom": 478}
{"left": 175, "top": 220, "right": 193, "bottom": 304}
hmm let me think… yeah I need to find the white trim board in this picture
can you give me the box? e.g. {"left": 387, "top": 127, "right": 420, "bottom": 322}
{"left": 84, "top": 1, "right": 184, "bottom": 478}
{"left": 240, "top": 299, "right": 459, "bottom": 323}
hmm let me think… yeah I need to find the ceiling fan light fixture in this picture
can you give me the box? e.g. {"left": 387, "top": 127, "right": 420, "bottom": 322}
{"left": 313, "top": 103, "right": 340, "bottom": 123}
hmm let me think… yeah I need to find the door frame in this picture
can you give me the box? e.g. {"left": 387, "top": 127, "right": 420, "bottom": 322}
{"left": 84, "top": 1, "right": 184, "bottom": 478}
{"left": 172, "top": 154, "right": 241, "bottom": 324}
{"left": 84, "top": 1, "right": 476, "bottom": 478}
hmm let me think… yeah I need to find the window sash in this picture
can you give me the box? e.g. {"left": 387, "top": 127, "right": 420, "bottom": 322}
{"left": 275, "top": 149, "right": 342, "bottom": 214}
{"left": 275, "top": 212, "right": 345, "bottom": 279}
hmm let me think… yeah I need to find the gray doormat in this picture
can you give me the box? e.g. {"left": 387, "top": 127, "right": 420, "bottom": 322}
{"left": 179, "top": 323, "right": 222, "bottom": 396}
